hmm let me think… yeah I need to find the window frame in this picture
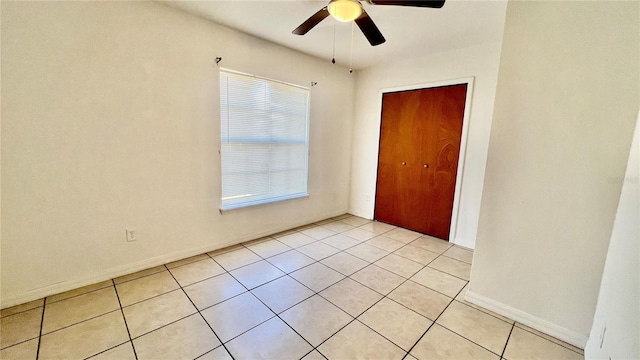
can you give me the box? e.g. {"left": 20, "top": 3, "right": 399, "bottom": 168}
{"left": 218, "top": 68, "right": 311, "bottom": 211}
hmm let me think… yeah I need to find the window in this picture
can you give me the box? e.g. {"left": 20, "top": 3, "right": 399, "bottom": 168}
{"left": 219, "top": 69, "right": 310, "bottom": 210}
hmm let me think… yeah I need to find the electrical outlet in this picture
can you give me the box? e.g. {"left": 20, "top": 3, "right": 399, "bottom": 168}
{"left": 126, "top": 229, "right": 136, "bottom": 242}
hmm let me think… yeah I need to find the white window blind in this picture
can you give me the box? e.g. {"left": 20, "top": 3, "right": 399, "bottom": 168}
{"left": 219, "top": 69, "right": 310, "bottom": 210}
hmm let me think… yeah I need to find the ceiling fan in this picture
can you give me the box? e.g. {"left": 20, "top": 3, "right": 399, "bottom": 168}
{"left": 292, "top": 0, "right": 446, "bottom": 46}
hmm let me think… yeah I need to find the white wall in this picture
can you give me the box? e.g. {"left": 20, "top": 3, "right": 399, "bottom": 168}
{"left": 0, "top": 1, "right": 354, "bottom": 308}
{"left": 348, "top": 38, "right": 506, "bottom": 249}
{"left": 469, "top": 1, "right": 639, "bottom": 347}
{"left": 585, "top": 114, "right": 639, "bottom": 359}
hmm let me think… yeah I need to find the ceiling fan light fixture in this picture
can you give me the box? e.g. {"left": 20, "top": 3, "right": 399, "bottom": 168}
{"left": 328, "top": 0, "right": 363, "bottom": 22}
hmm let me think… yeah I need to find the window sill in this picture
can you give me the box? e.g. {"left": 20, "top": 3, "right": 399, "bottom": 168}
{"left": 219, "top": 193, "right": 309, "bottom": 213}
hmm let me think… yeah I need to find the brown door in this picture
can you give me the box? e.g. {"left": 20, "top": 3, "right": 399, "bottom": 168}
{"left": 374, "top": 84, "right": 466, "bottom": 240}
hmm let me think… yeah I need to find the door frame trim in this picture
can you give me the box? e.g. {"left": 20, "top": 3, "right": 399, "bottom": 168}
{"left": 373, "top": 76, "right": 475, "bottom": 244}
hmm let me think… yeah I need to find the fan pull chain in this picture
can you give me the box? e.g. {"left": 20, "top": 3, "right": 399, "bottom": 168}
{"left": 349, "top": 21, "right": 354, "bottom": 73}
{"left": 331, "top": 22, "right": 336, "bottom": 64}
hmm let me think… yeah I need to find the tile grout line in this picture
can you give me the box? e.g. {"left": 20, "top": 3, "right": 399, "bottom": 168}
{"left": 422, "top": 264, "right": 471, "bottom": 282}
{"left": 278, "top": 267, "right": 373, "bottom": 357}
{"left": 500, "top": 323, "right": 516, "bottom": 359}
{"left": 261, "top": 249, "right": 318, "bottom": 274}
{"left": 350, "top": 231, "right": 448, "bottom": 268}
{"left": 454, "top": 295, "right": 515, "bottom": 324}
{"left": 27, "top": 219, "right": 576, "bottom": 359}
{"left": 313, "top": 267, "right": 445, "bottom": 359}
{"left": 112, "top": 267, "right": 168, "bottom": 287}
{"left": 401, "top": 281, "right": 470, "bottom": 359}
{"left": 85, "top": 341, "right": 133, "bottom": 359}
{"left": 27, "top": 251, "right": 372, "bottom": 356}
{"left": 123, "top": 312, "right": 204, "bottom": 342}
{"left": 45, "top": 283, "right": 114, "bottom": 306}
{"left": 512, "top": 323, "right": 584, "bottom": 356}
{"left": 1, "top": 220, "right": 378, "bottom": 356}
{"left": 188, "top": 286, "right": 249, "bottom": 314}
{"left": 328, "top": 244, "right": 453, "bottom": 355}
{"left": 312, "top": 294, "right": 406, "bottom": 356}
{"left": 164, "top": 261, "right": 236, "bottom": 360}
{"left": 112, "top": 278, "right": 139, "bottom": 360}
{"left": 243, "top": 223, "right": 465, "bottom": 354}
{"left": 419, "top": 305, "right": 515, "bottom": 358}
{"left": 80, "top": 223, "right": 353, "bottom": 358}
{"left": 342, "top": 242, "right": 450, "bottom": 311}
{"left": 204, "top": 253, "right": 318, "bottom": 359}
{"left": 34, "top": 297, "right": 46, "bottom": 360}
{"left": 166, "top": 256, "right": 213, "bottom": 271}
{"left": 353, "top": 317, "right": 411, "bottom": 356}
{"left": 244, "top": 230, "right": 435, "bottom": 357}
{"left": 32, "top": 309, "right": 125, "bottom": 344}
{"left": 113, "top": 284, "right": 183, "bottom": 310}
{"left": 440, "top": 253, "right": 473, "bottom": 265}
{"left": 0, "top": 304, "right": 42, "bottom": 320}
{"left": 13, "top": 218, "right": 477, "bottom": 360}
{"left": 249, "top": 274, "right": 316, "bottom": 312}
{"left": 433, "top": 298, "right": 518, "bottom": 357}
{"left": 212, "top": 225, "right": 367, "bottom": 348}
{"left": 277, "top": 275, "right": 358, "bottom": 357}
{"left": 414, "top": 247, "right": 470, "bottom": 282}
{"left": 312, "top": 318, "right": 365, "bottom": 357}
{"left": 9, "top": 277, "right": 142, "bottom": 354}
{"left": 0, "top": 217, "right": 331, "bottom": 313}
{"left": 133, "top": 223, "right": 437, "bottom": 353}
{"left": 223, "top": 230, "right": 413, "bottom": 359}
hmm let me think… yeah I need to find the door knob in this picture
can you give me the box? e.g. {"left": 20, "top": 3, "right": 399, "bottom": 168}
{"left": 402, "top": 162, "right": 407, "bottom": 166}
{"left": 424, "top": 164, "right": 429, "bottom": 168}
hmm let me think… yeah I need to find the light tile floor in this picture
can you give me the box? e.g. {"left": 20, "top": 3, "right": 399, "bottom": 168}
{"left": 0, "top": 214, "right": 584, "bottom": 360}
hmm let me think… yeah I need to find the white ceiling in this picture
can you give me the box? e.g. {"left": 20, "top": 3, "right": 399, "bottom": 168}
{"left": 163, "top": 0, "right": 507, "bottom": 70}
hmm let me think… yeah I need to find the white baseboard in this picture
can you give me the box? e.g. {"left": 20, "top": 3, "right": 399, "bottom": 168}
{"left": 346, "top": 208, "right": 373, "bottom": 220}
{"left": 465, "top": 290, "right": 588, "bottom": 349}
{"left": 1, "top": 210, "right": 348, "bottom": 309}
{"left": 452, "top": 237, "right": 475, "bottom": 250}
{"left": 0, "top": 240, "right": 238, "bottom": 309}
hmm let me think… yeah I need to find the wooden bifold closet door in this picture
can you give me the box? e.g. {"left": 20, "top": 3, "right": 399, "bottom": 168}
{"left": 374, "top": 84, "right": 467, "bottom": 240}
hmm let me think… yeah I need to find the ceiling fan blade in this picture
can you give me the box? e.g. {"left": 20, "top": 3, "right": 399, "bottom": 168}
{"left": 369, "top": 0, "right": 445, "bottom": 8}
{"left": 292, "top": 7, "right": 330, "bottom": 35}
{"left": 355, "top": 10, "right": 386, "bottom": 46}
